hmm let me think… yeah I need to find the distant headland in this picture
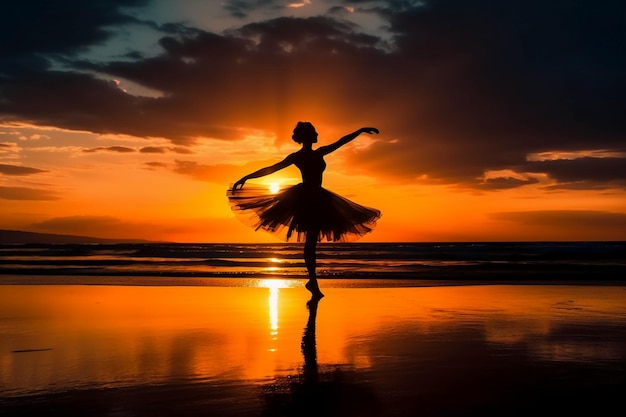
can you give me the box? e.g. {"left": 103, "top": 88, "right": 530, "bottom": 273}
{"left": 0, "top": 229, "right": 154, "bottom": 244}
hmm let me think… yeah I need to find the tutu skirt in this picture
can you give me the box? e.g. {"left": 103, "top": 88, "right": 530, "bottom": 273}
{"left": 227, "top": 184, "right": 381, "bottom": 242}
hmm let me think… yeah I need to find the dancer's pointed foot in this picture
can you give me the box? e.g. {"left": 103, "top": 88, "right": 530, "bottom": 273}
{"left": 305, "top": 281, "right": 324, "bottom": 299}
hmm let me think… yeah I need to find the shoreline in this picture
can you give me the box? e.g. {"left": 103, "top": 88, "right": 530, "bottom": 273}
{"left": 2, "top": 260, "right": 625, "bottom": 281}
{"left": 1, "top": 274, "right": 626, "bottom": 287}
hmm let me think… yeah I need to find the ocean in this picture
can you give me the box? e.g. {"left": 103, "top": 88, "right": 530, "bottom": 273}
{"left": 1, "top": 242, "right": 625, "bottom": 416}
{"left": 1, "top": 241, "right": 625, "bottom": 285}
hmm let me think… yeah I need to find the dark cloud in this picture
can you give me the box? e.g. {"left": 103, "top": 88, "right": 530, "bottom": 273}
{"left": 83, "top": 146, "right": 136, "bottom": 153}
{"left": 344, "top": 0, "right": 626, "bottom": 189}
{"left": 140, "top": 146, "right": 166, "bottom": 153}
{"left": 523, "top": 157, "right": 626, "bottom": 189}
{"left": 0, "top": 0, "right": 624, "bottom": 190}
{"left": 170, "top": 147, "right": 193, "bottom": 154}
{"left": 32, "top": 215, "right": 127, "bottom": 232}
{"left": 223, "top": 0, "right": 280, "bottom": 19}
{"left": 480, "top": 177, "right": 540, "bottom": 191}
{"left": 173, "top": 160, "right": 231, "bottom": 181}
{"left": 140, "top": 146, "right": 193, "bottom": 154}
{"left": 0, "top": 164, "right": 48, "bottom": 176}
{"left": 491, "top": 210, "right": 626, "bottom": 235}
{"left": 0, "top": 0, "right": 148, "bottom": 73}
{"left": 144, "top": 161, "right": 168, "bottom": 169}
{"left": 0, "top": 71, "right": 168, "bottom": 141}
{"left": 0, "top": 186, "right": 59, "bottom": 200}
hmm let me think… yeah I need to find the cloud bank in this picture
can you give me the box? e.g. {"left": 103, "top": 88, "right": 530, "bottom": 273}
{"left": 1, "top": 0, "right": 624, "bottom": 192}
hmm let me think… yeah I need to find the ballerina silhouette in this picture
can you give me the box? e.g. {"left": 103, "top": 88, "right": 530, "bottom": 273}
{"left": 228, "top": 122, "right": 381, "bottom": 298}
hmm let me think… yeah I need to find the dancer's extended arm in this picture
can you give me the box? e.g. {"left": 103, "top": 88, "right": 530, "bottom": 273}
{"left": 318, "top": 127, "right": 379, "bottom": 156}
{"left": 233, "top": 154, "right": 295, "bottom": 190}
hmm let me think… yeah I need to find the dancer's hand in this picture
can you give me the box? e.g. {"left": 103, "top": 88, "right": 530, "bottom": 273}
{"left": 233, "top": 178, "right": 247, "bottom": 190}
{"left": 361, "top": 127, "right": 379, "bottom": 135}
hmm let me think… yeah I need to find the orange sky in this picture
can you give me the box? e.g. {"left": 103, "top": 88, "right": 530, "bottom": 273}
{"left": 1, "top": 121, "right": 624, "bottom": 242}
{"left": 1, "top": 1, "right": 625, "bottom": 242}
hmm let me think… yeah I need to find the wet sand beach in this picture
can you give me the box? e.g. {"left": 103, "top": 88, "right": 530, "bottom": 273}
{"left": 1, "top": 281, "right": 625, "bottom": 416}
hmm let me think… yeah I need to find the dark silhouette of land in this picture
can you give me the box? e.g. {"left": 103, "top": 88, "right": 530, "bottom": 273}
{"left": 0, "top": 229, "right": 153, "bottom": 244}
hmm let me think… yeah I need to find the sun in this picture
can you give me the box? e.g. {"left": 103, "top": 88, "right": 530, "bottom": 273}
{"left": 269, "top": 183, "right": 280, "bottom": 194}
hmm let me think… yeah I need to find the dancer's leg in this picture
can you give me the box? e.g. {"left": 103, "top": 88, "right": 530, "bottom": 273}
{"left": 304, "top": 228, "right": 324, "bottom": 298}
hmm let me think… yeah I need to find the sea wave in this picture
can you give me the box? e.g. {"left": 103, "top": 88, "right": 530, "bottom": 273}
{"left": 1, "top": 242, "right": 625, "bottom": 283}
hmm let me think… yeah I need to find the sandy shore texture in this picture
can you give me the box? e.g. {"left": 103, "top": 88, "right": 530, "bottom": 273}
{"left": 1, "top": 283, "right": 625, "bottom": 416}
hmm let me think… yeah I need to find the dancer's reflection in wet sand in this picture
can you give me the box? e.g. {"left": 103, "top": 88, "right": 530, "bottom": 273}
{"left": 301, "top": 298, "right": 320, "bottom": 383}
{"left": 262, "top": 298, "right": 380, "bottom": 417}
{"left": 228, "top": 123, "right": 381, "bottom": 298}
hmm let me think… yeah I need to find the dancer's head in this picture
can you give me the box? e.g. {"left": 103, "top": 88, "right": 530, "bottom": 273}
{"left": 292, "top": 122, "right": 318, "bottom": 144}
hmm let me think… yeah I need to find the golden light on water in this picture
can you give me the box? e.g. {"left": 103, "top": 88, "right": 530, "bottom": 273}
{"left": 1, "top": 285, "right": 626, "bottom": 395}
{"left": 254, "top": 279, "right": 295, "bottom": 339}
{"left": 269, "top": 285, "right": 279, "bottom": 338}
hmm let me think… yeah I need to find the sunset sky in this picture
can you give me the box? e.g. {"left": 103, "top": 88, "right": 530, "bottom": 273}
{"left": 1, "top": 0, "right": 625, "bottom": 243}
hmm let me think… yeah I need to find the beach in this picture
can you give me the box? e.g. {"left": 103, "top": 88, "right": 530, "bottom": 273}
{"left": 1, "top": 281, "right": 625, "bottom": 416}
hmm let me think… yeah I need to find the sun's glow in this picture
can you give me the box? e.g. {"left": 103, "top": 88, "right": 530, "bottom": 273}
{"left": 269, "top": 183, "right": 280, "bottom": 193}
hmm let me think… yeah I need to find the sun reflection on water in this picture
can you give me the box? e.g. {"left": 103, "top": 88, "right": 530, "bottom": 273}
{"left": 269, "top": 285, "right": 278, "bottom": 338}
{"left": 254, "top": 279, "right": 297, "bottom": 340}
{"left": 252, "top": 278, "right": 299, "bottom": 289}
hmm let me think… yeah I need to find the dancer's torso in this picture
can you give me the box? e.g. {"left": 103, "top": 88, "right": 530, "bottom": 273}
{"left": 293, "top": 149, "right": 326, "bottom": 187}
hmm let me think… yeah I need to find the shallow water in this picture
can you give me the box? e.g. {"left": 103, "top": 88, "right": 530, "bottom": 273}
{"left": 1, "top": 283, "right": 625, "bottom": 416}
{"left": 2, "top": 241, "right": 625, "bottom": 281}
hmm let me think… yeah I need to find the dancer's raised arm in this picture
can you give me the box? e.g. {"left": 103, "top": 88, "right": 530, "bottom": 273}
{"left": 318, "top": 127, "right": 379, "bottom": 156}
{"left": 233, "top": 154, "right": 295, "bottom": 190}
